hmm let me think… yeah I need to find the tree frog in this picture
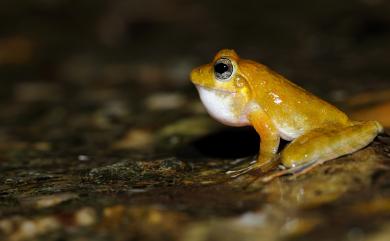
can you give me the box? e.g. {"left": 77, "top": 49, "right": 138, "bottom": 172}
{"left": 190, "top": 49, "right": 383, "bottom": 178}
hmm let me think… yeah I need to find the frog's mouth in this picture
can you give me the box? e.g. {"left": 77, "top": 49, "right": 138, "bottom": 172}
{"left": 194, "top": 85, "right": 234, "bottom": 96}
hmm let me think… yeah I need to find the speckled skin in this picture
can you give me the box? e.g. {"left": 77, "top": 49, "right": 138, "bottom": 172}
{"left": 191, "top": 49, "right": 383, "bottom": 176}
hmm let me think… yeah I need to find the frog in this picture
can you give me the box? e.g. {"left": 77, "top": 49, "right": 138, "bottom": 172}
{"left": 190, "top": 49, "right": 383, "bottom": 179}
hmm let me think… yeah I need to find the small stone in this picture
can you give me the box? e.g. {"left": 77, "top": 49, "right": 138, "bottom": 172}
{"left": 19, "top": 193, "right": 78, "bottom": 209}
{"left": 6, "top": 216, "right": 60, "bottom": 241}
{"left": 33, "top": 142, "right": 51, "bottom": 151}
{"left": 0, "top": 219, "right": 13, "bottom": 234}
{"left": 103, "top": 205, "right": 126, "bottom": 220}
{"left": 112, "top": 129, "right": 153, "bottom": 150}
{"left": 0, "top": 36, "right": 33, "bottom": 65}
{"left": 145, "top": 92, "right": 186, "bottom": 111}
{"left": 75, "top": 207, "right": 97, "bottom": 226}
{"left": 78, "top": 155, "right": 90, "bottom": 161}
{"left": 14, "top": 82, "right": 61, "bottom": 102}
{"left": 158, "top": 117, "right": 219, "bottom": 139}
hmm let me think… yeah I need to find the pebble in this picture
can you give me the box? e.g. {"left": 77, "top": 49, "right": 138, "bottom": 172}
{"left": 112, "top": 128, "right": 153, "bottom": 150}
{"left": 0, "top": 216, "right": 60, "bottom": 241}
{"left": 75, "top": 207, "right": 97, "bottom": 226}
{"left": 145, "top": 92, "right": 186, "bottom": 111}
{"left": 19, "top": 193, "right": 78, "bottom": 209}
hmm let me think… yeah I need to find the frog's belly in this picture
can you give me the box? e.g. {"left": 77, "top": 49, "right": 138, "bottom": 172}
{"left": 196, "top": 86, "right": 304, "bottom": 140}
{"left": 196, "top": 86, "right": 251, "bottom": 127}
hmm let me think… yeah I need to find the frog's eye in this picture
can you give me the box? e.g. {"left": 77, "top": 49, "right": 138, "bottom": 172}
{"left": 214, "top": 58, "right": 233, "bottom": 81}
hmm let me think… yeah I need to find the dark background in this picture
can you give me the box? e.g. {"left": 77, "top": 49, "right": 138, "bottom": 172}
{"left": 1, "top": 0, "right": 389, "bottom": 95}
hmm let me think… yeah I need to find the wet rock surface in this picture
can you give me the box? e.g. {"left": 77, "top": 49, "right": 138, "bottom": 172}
{"left": 0, "top": 132, "right": 389, "bottom": 241}
{"left": 1, "top": 0, "right": 390, "bottom": 240}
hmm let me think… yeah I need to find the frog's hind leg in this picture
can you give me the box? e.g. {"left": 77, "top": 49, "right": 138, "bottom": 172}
{"left": 259, "top": 121, "right": 382, "bottom": 182}
{"left": 260, "top": 159, "right": 319, "bottom": 182}
{"left": 280, "top": 120, "right": 383, "bottom": 176}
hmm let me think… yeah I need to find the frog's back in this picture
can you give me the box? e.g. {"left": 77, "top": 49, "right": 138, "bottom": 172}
{"left": 241, "top": 61, "right": 349, "bottom": 139}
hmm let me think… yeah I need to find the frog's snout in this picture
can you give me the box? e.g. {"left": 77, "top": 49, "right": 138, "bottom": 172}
{"left": 190, "top": 67, "right": 200, "bottom": 82}
{"left": 190, "top": 64, "right": 208, "bottom": 85}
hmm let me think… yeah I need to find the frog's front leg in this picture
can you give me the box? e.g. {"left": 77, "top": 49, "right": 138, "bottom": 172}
{"left": 227, "top": 109, "right": 280, "bottom": 177}
{"left": 261, "top": 120, "right": 383, "bottom": 181}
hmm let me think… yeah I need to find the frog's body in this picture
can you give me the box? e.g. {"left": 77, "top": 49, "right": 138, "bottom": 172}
{"left": 191, "top": 49, "right": 383, "bottom": 178}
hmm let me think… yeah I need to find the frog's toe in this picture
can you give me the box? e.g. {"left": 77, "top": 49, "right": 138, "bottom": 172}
{"left": 260, "top": 159, "right": 320, "bottom": 182}
{"left": 226, "top": 154, "right": 282, "bottom": 178}
{"left": 226, "top": 165, "right": 255, "bottom": 178}
{"left": 225, "top": 156, "right": 258, "bottom": 178}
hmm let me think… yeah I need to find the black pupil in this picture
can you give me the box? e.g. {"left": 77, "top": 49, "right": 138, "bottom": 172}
{"left": 215, "top": 63, "right": 229, "bottom": 74}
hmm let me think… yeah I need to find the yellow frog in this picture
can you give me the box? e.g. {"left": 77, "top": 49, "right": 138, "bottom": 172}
{"left": 190, "top": 49, "right": 383, "bottom": 178}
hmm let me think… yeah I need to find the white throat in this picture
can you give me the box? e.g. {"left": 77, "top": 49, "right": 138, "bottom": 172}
{"left": 196, "top": 85, "right": 253, "bottom": 127}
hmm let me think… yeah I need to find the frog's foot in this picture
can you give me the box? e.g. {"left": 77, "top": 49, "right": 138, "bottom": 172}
{"left": 226, "top": 154, "right": 280, "bottom": 178}
{"left": 261, "top": 121, "right": 383, "bottom": 182}
{"left": 226, "top": 158, "right": 257, "bottom": 178}
{"left": 260, "top": 159, "right": 321, "bottom": 182}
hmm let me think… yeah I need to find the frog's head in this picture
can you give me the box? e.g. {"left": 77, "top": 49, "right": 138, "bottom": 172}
{"left": 190, "top": 49, "right": 255, "bottom": 126}
{"left": 190, "top": 49, "right": 251, "bottom": 93}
